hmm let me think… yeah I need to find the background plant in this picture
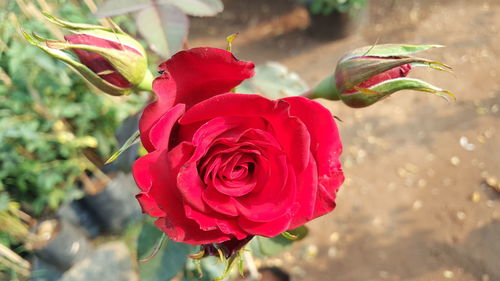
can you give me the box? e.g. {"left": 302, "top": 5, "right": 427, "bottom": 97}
{"left": 303, "top": 0, "right": 367, "bottom": 15}
{"left": 95, "top": 0, "right": 224, "bottom": 58}
{"left": 0, "top": 0, "right": 146, "bottom": 225}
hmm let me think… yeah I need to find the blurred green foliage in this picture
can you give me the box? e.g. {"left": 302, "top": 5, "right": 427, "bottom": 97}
{"left": 0, "top": 0, "right": 147, "bottom": 220}
{"left": 304, "top": 0, "right": 367, "bottom": 15}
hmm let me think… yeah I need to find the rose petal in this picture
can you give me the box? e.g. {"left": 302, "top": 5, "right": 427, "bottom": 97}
{"left": 148, "top": 103, "right": 186, "bottom": 150}
{"left": 189, "top": 117, "right": 241, "bottom": 162}
{"left": 145, "top": 143, "right": 232, "bottom": 244}
{"left": 139, "top": 73, "right": 178, "bottom": 152}
{"left": 202, "top": 186, "right": 239, "bottom": 216}
{"left": 132, "top": 151, "right": 159, "bottom": 192}
{"left": 177, "top": 161, "right": 209, "bottom": 212}
{"left": 183, "top": 205, "right": 248, "bottom": 240}
{"left": 158, "top": 47, "right": 255, "bottom": 109}
{"left": 184, "top": 205, "right": 218, "bottom": 231}
{"left": 238, "top": 212, "right": 292, "bottom": 237}
{"left": 235, "top": 157, "right": 296, "bottom": 222}
{"left": 181, "top": 93, "right": 311, "bottom": 172}
{"left": 282, "top": 96, "right": 344, "bottom": 219}
{"left": 216, "top": 219, "right": 248, "bottom": 240}
{"left": 136, "top": 192, "right": 165, "bottom": 217}
{"left": 288, "top": 157, "right": 318, "bottom": 229}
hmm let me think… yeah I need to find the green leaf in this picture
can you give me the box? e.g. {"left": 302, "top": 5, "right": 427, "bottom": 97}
{"left": 137, "top": 218, "right": 163, "bottom": 260}
{"left": 105, "top": 130, "right": 140, "bottom": 164}
{"left": 251, "top": 235, "right": 294, "bottom": 257}
{"left": 134, "top": 3, "right": 188, "bottom": 58}
{"left": 95, "top": 0, "right": 151, "bottom": 18}
{"left": 165, "top": 0, "right": 223, "bottom": 17}
{"left": 282, "top": 225, "right": 309, "bottom": 241}
{"left": 138, "top": 220, "right": 191, "bottom": 281}
{"left": 239, "top": 62, "right": 308, "bottom": 99}
{"left": 0, "top": 194, "right": 9, "bottom": 212}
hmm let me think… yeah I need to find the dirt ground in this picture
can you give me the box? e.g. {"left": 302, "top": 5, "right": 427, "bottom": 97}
{"left": 190, "top": 0, "right": 500, "bottom": 280}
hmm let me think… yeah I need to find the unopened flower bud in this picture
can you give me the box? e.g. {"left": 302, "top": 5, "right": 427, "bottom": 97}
{"left": 23, "top": 13, "right": 153, "bottom": 96}
{"left": 309, "top": 44, "right": 454, "bottom": 107}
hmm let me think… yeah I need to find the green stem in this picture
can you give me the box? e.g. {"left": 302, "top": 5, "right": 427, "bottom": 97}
{"left": 304, "top": 74, "right": 340, "bottom": 100}
{"left": 136, "top": 70, "right": 154, "bottom": 92}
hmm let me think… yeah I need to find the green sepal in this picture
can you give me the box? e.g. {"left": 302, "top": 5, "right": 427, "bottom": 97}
{"left": 335, "top": 56, "right": 452, "bottom": 93}
{"left": 340, "top": 44, "right": 444, "bottom": 62}
{"left": 281, "top": 231, "right": 298, "bottom": 240}
{"left": 46, "top": 40, "right": 147, "bottom": 85}
{"left": 105, "top": 130, "right": 140, "bottom": 164}
{"left": 70, "top": 29, "right": 147, "bottom": 56}
{"left": 341, "top": 77, "right": 455, "bottom": 108}
{"left": 213, "top": 249, "right": 243, "bottom": 281}
{"left": 42, "top": 12, "right": 125, "bottom": 34}
{"left": 22, "top": 29, "right": 129, "bottom": 96}
{"left": 136, "top": 70, "right": 154, "bottom": 92}
{"left": 43, "top": 12, "right": 148, "bottom": 66}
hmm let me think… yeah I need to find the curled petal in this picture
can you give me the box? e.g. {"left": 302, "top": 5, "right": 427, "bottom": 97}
{"left": 238, "top": 212, "right": 293, "bottom": 237}
{"left": 157, "top": 47, "right": 255, "bottom": 109}
{"left": 283, "top": 96, "right": 344, "bottom": 223}
{"left": 143, "top": 143, "right": 232, "bottom": 244}
{"left": 136, "top": 192, "right": 165, "bottom": 217}
{"left": 181, "top": 93, "right": 311, "bottom": 172}
{"left": 235, "top": 158, "right": 296, "bottom": 222}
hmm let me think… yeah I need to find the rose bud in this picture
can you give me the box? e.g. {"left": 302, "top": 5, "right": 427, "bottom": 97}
{"left": 133, "top": 47, "right": 344, "bottom": 249}
{"left": 308, "top": 44, "right": 454, "bottom": 108}
{"left": 22, "top": 13, "right": 153, "bottom": 96}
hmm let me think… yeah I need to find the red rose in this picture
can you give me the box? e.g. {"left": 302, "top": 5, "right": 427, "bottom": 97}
{"left": 133, "top": 47, "right": 344, "bottom": 245}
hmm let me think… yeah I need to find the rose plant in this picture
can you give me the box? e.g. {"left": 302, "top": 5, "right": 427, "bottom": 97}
{"left": 133, "top": 47, "right": 344, "bottom": 247}
{"left": 22, "top": 9, "right": 454, "bottom": 279}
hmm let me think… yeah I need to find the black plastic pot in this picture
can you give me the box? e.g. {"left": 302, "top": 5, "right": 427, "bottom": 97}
{"left": 32, "top": 219, "right": 93, "bottom": 271}
{"left": 57, "top": 200, "right": 101, "bottom": 238}
{"left": 307, "top": 5, "right": 368, "bottom": 40}
{"left": 81, "top": 173, "right": 141, "bottom": 234}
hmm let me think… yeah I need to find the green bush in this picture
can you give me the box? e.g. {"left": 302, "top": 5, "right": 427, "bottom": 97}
{"left": 0, "top": 0, "right": 146, "bottom": 216}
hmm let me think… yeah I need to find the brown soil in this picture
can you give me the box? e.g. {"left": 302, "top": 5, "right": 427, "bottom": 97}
{"left": 190, "top": 1, "right": 500, "bottom": 280}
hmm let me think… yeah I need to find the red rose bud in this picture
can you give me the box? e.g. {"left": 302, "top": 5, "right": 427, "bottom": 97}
{"left": 308, "top": 44, "right": 454, "bottom": 108}
{"left": 22, "top": 13, "right": 153, "bottom": 96}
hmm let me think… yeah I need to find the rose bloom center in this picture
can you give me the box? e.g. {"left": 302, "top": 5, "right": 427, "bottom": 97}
{"left": 197, "top": 141, "right": 261, "bottom": 197}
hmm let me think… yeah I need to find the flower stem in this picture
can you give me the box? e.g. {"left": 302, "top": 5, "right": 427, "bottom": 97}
{"left": 136, "top": 69, "right": 154, "bottom": 92}
{"left": 303, "top": 74, "right": 340, "bottom": 100}
{"left": 244, "top": 250, "right": 260, "bottom": 281}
